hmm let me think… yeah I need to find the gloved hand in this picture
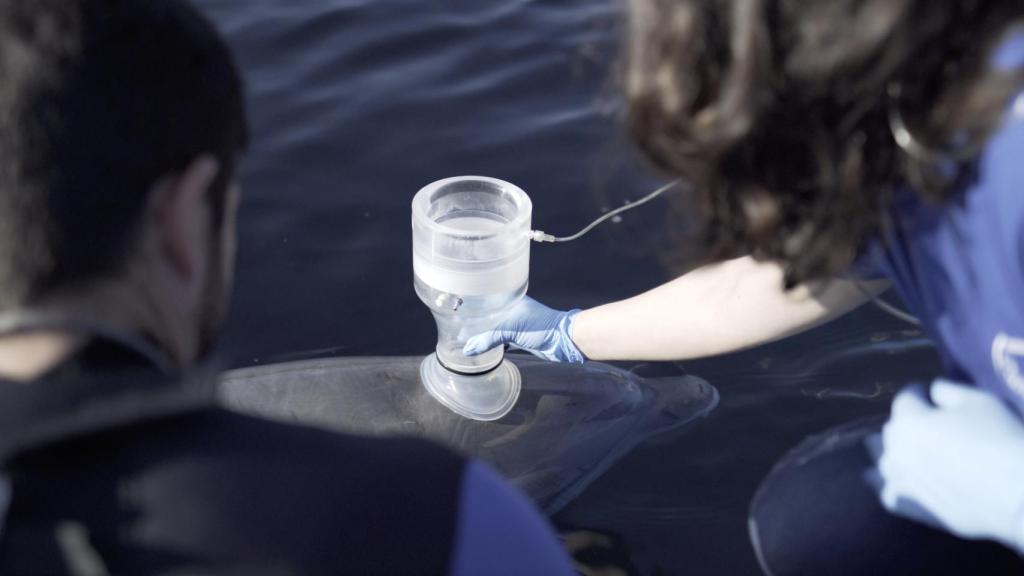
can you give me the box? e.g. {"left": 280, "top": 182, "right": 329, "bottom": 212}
{"left": 865, "top": 380, "right": 1024, "bottom": 553}
{"left": 463, "top": 296, "right": 586, "bottom": 364}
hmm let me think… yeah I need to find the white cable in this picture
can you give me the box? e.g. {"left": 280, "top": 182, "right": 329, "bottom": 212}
{"left": 531, "top": 180, "right": 682, "bottom": 243}
{"left": 530, "top": 180, "right": 921, "bottom": 327}
{"left": 854, "top": 281, "right": 922, "bottom": 326}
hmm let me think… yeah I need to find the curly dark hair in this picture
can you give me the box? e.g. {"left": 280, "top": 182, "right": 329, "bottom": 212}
{"left": 627, "top": 0, "right": 1024, "bottom": 286}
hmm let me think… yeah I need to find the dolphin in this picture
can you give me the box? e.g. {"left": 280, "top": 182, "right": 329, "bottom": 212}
{"left": 218, "top": 354, "right": 718, "bottom": 514}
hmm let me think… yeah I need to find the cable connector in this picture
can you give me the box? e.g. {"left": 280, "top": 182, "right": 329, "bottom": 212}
{"left": 530, "top": 230, "right": 557, "bottom": 243}
{"left": 528, "top": 179, "right": 682, "bottom": 245}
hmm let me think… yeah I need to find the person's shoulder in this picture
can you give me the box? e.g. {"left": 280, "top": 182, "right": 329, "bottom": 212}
{"left": 155, "top": 406, "right": 466, "bottom": 474}
{"left": 450, "top": 460, "right": 575, "bottom": 576}
{"left": 115, "top": 407, "right": 470, "bottom": 572}
{"left": 980, "top": 94, "right": 1024, "bottom": 181}
{"left": 116, "top": 406, "right": 469, "bottom": 514}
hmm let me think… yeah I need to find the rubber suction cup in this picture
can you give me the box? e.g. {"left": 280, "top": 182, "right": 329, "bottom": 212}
{"left": 420, "top": 353, "right": 521, "bottom": 421}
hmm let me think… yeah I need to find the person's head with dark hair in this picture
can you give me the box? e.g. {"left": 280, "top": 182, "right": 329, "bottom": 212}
{"left": 0, "top": 0, "right": 248, "bottom": 372}
{"left": 627, "top": 0, "right": 1024, "bottom": 286}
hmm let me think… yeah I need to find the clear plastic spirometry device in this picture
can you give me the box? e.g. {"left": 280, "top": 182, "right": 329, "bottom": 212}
{"left": 412, "top": 176, "right": 531, "bottom": 421}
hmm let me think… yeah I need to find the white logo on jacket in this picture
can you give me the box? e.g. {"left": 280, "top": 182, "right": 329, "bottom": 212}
{"left": 992, "top": 333, "right": 1024, "bottom": 397}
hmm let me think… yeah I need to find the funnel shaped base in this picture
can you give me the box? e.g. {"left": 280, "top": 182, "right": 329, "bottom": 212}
{"left": 420, "top": 353, "right": 520, "bottom": 421}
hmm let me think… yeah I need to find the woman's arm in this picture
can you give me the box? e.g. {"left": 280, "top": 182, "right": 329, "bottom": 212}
{"left": 572, "top": 255, "right": 888, "bottom": 361}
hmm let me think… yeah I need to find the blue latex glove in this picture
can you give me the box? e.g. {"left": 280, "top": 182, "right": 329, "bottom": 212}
{"left": 865, "top": 380, "right": 1024, "bottom": 552}
{"left": 462, "top": 296, "right": 586, "bottom": 364}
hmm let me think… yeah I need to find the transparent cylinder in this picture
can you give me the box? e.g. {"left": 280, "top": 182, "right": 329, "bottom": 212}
{"left": 412, "top": 176, "right": 531, "bottom": 374}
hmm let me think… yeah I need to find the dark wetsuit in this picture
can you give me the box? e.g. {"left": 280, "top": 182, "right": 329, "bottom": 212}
{"left": 0, "top": 338, "right": 572, "bottom": 575}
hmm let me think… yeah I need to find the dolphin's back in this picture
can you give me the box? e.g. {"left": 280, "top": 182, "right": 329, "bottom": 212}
{"left": 219, "top": 354, "right": 718, "bottom": 513}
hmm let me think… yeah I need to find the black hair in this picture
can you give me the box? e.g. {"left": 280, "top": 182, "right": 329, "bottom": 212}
{"left": 627, "top": 0, "right": 1024, "bottom": 285}
{"left": 0, "top": 0, "right": 248, "bottom": 308}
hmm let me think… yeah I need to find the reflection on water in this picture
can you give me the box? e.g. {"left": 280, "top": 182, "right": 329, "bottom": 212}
{"left": 197, "top": 1, "right": 941, "bottom": 574}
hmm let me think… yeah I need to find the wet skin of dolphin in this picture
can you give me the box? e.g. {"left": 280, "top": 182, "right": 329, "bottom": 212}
{"left": 219, "top": 354, "right": 719, "bottom": 514}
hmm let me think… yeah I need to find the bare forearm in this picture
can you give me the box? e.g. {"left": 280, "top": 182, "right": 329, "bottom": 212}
{"left": 572, "top": 256, "right": 887, "bottom": 362}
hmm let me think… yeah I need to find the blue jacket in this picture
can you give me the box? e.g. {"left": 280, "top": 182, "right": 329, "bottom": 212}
{"left": 857, "top": 79, "right": 1024, "bottom": 413}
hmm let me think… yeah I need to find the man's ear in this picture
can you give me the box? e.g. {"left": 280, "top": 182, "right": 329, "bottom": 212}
{"left": 153, "top": 155, "right": 221, "bottom": 288}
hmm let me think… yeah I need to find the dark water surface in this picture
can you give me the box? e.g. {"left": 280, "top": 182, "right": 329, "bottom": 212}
{"left": 198, "top": 1, "right": 942, "bottom": 574}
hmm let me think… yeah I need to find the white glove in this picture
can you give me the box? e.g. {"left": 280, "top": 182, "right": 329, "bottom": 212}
{"left": 866, "top": 380, "right": 1024, "bottom": 552}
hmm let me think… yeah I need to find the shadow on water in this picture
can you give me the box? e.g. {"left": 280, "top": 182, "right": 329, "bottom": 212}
{"left": 196, "top": 1, "right": 942, "bottom": 573}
